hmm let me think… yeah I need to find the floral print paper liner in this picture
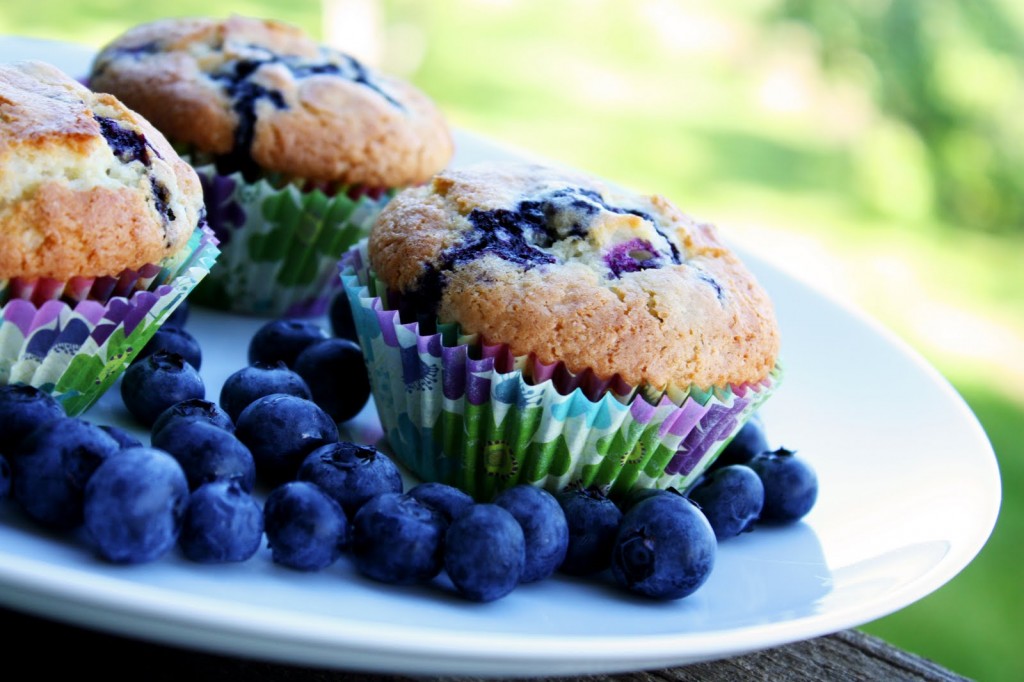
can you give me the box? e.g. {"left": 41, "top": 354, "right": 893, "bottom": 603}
{"left": 0, "top": 226, "right": 220, "bottom": 416}
{"left": 188, "top": 162, "right": 396, "bottom": 318}
{"left": 340, "top": 242, "right": 780, "bottom": 501}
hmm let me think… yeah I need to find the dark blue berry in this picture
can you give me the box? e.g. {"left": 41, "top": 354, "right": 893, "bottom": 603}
{"left": 164, "top": 300, "right": 190, "bottom": 329}
{"left": 293, "top": 338, "right": 371, "bottom": 423}
{"left": 328, "top": 292, "right": 358, "bottom": 342}
{"left": 132, "top": 326, "right": 202, "bottom": 370}
{"left": 296, "top": 441, "right": 402, "bottom": 517}
{"left": 0, "top": 455, "right": 10, "bottom": 498}
{"left": 97, "top": 424, "right": 144, "bottom": 450}
{"left": 748, "top": 447, "right": 817, "bottom": 523}
{"left": 687, "top": 464, "right": 764, "bottom": 540}
{"left": 0, "top": 384, "right": 65, "bottom": 451}
{"left": 150, "top": 178, "right": 176, "bottom": 223}
{"left": 617, "top": 486, "right": 676, "bottom": 515}
{"left": 711, "top": 413, "right": 769, "bottom": 470}
{"left": 235, "top": 394, "right": 338, "bottom": 484}
{"left": 179, "top": 481, "right": 263, "bottom": 563}
{"left": 351, "top": 493, "right": 445, "bottom": 584}
{"left": 151, "top": 398, "right": 234, "bottom": 438}
{"left": 83, "top": 447, "right": 189, "bottom": 563}
{"left": 94, "top": 115, "right": 149, "bottom": 165}
{"left": 611, "top": 493, "right": 716, "bottom": 600}
{"left": 219, "top": 362, "right": 311, "bottom": 422}
{"left": 444, "top": 504, "right": 525, "bottom": 602}
{"left": 493, "top": 484, "right": 568, "bottom": 583}
{"left": 248, "top": 318, "right": 329, "bottom": 368}
{"left": 12, "top": 417, "right": 120, "bottom": 529}
{"left": 556, "top": 486, "right": 623, "bottom": 576}
{"left": 151, "top": 420, "right": 256, "bottom": 492}
{"left": 407, "top": 482, "right": 474, "bottom": 525}
{"left": 263, "top": 481, "right": 348, "bottom": 571}
{"left": 120, "top": 350, "right": 205, "bottom": 427}
{"left": 604, "top": 238, "right": 664, "bottom": 278}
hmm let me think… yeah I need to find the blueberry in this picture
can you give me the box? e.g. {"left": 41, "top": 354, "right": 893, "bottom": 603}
{"left": 0, "top": 384, "right": 65, "bottom": 452}
{"left": 604, "top": 238, "right": 664, "bottom": 278}
{"left": 219, "top": 362, "right": 311, "bottom": 422}
{"left": 263, "top": 481, "right": 348, "bottom": 571}
{"left": 617, "top": 486, "right": 677, "bottom": 515}
{"left": 12, "top": 417, "right": 120, "bottom": 529}
{"left": 97, "top": 424, "right": 144, "bottom": 450}
{"left": 164, "top": 300, "right": 190, "bottom": 329}
{"left": 83, "top": 447, "right": 189, "bottom": 563}
{"left": 556, "top": 486, "right": 623, "bottom": 576}
{"left": 687, "top": 465, "right": 764, "bottom": 540}
{"left": 493, "top": 484, "right": 568, "bottom": 583}
{"left": 444, "top": 504, "right": 525, "bottom": 602}
{"left": 248, "top": 318, "right": 329, "bottom": 368}
{"left": 235, "top": 394, "right": 338, "bottom": 484}
{"left": 151, "top": 420, "right": 256, "bottom": 492}
{"left": 179, "top": 481, "right": 263, "bottom": 563}
{"left": 748, "top": 447, "right": 818, "bottom": 523}
{"left": 151, "top": 398, "right": 234, "bottom": 438}
{"left": 611, "top": 493, "right": 716, "bottom": 600}
{"left": 0, "top": 455, "right": 12, "bottom": 499}
{"left": 407, "top": 482, "right": 474, "bottom": 525}
{"left": 351, "top": 493, "right": 445, "bottom": 584}
{"left": 94, "top": 115, "right": 149, "bottom": 165}
{"left": 132, "top": 326, "right": 202, "bottom": 369}
{"left": 296, "top": 441, "right": 402, "bottom": 517}
{"left": 293, "top": 338, "right": 371, "bottom": 423}
{"left": 328, "top": 292, "right": 358, "bottom": 342}
{"left": 711, "top": 414, "right": 769, "bottom": 470}
{"left": 120, "top": 351, "right": 205, "bottom": 427}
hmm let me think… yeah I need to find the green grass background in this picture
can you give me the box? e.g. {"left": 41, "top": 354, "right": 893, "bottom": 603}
{"left": 3, "top": 1, "right": 1021, "bottom": 679}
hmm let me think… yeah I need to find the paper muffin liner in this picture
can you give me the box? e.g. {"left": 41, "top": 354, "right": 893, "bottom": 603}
{"left": 340, "top": 242, "right": 781, "bottom": 501}
{"left": 0, "top": 225, "right": 220, "bottom": 416}
{"left": 188, "top": 162, "right": 396, "bottom": 317}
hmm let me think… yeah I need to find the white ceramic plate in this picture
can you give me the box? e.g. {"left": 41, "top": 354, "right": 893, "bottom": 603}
{"left": 0, "top": 38, "right": 1000, "bottom": 677}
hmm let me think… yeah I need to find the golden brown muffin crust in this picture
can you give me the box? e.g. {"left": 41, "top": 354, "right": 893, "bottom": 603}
{"left": 90, "top": 15, "right": 453, "bottom": 186}
{"left": 0, "top": 61, "right": 203, "bottom": 280}
{"left": 369, "top": 164, "right": 780, "bottom": 391}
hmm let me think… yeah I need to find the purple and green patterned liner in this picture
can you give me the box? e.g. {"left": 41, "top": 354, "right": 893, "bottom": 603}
{"left": 0, "top": 225, "right": 220, "bottom": 416}
{"left": 340, "top": 242, "right": 781, "bottom": 501}
{"left": 188, "top": 163, "right": 396, "bottom": 318}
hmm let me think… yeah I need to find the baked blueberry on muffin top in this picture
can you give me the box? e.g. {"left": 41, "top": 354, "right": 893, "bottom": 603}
{"left": 89, "top": 15, "right": 453, "bottom": 187}
{"left": 0, "top": 61, "right": 203, "bottom": 280}
{"left": 369, "top": 163, "right": 780, "bottom": 392}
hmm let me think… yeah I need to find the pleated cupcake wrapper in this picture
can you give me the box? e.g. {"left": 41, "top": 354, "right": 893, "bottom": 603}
{"left": 188, "top": 162, "right": 396, "bottom": 317}
{"left": 0, "top": 226, "right": 220, "bottom": 416}
{"left": 340, "top": 242, "right": 781, "bottom": 501}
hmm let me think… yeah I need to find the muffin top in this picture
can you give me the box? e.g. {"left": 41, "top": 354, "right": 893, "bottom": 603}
{"left": 89, "top": 15, "right": 454, "bottom": 187}
{"left": 369, "top": 163, "right": 780, "bottom": 391}
{"left": 0, "top": 61, "right": 203, "bottom": 281}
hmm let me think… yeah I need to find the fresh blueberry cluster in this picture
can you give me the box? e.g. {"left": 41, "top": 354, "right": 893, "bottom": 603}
{"left": 0, "top": 305, "right": 817, "bottom": 604}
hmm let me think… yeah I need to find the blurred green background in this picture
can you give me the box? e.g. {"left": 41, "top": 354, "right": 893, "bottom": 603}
{"left": 3, "top": 0, "right": 1021, "bottom": 678}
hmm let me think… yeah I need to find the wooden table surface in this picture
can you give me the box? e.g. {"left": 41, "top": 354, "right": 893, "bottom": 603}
{"left": 2, "top": 605, "right": 965, "bottom": 681}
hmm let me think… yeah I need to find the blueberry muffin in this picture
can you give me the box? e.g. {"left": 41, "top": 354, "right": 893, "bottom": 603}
{"left": 1, "top": 61, "right": 202, "bottom": 280}
{"left": 343, "top": 162, "right": 781, "bottom": 500}
{"left": 0, "top": 61, "right": 218, "bottom": 415}
{"left": 90, "top": 15, "right": 454, "bottom": 316}
{"left": 368, "top": 163, "right": 779, "bottom": 392}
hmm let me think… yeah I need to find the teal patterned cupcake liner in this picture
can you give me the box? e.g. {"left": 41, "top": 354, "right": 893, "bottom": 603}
{"left": 189, "top": 163, "right": 396, "bottom": 317}
{"left": 340, "top": 242, "right": 781, "bottom": 501}
{"left": 0, "top": 226, "right": 219, "bottom": 416}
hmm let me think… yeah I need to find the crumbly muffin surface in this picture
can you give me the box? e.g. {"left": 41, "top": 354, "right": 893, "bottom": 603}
{"left": 0, "top": 61, "right": 203, "bottom": 280}
{"left": 90, "top": 15, "right": 453, "bottom": 186}
{"left": 369, "top": 164, "right": 780, "bottom": 391}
